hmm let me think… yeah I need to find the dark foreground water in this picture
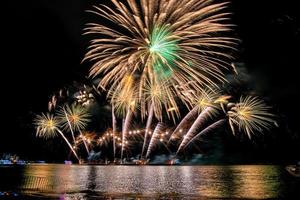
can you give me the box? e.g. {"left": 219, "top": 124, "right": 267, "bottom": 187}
{"left": 0, "top": 164, "right": 299, "bottom": 199}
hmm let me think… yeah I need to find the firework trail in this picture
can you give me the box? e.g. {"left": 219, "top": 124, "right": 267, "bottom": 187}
{"left": 161, "top": 140, "right": 172, "bottom": 155}
{"left": 80, "top": 131, "right": 90, "bottom": 154}
{"left": 34, "top": 113, "right": 80, "bottom": 162}
{"left": 112, "top": 104, "right": 117, "bottom": 159}
{"left": 84, "top": 0, "right": 237, "bottom": 120}
{"left": 142, "top": 78, "right": 179, "bottom": 123}
{"left": 62, "top": 106, "right": 76, "bottom": 144}
{"left": 183, "top": 119, "right": 226, "bottom": 150}
{"left": 140, "top": 80, "right": 176, "bottom": 157}
{"left": 121, "top": 107, "right": 134, "bottom": 161}
{"left": 146, "top": 123, "right": 164, "bottom": 158}
{"left": 169, "top": 89, "right": 221, "bottom": 144}
{"left": 168, "top": 106, "right": 198, "bottom": 143}
{"left": 177, "top": 107, "right": 217, "bottom": 154}
{"left": 141, "top": 102, "right": 154, "bottom": 159}
{"left": 77, "top": 132, "right": 97, "bottom": 153}
{"left": 48, "top": 102, "right": 53, "bottom": 112}
{"left": 55, "top": 129, "right": 80, "bottom": 161}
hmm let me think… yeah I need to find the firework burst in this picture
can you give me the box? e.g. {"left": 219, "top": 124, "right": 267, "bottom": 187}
{"left": 84, "top": 0, "right": 237, "bottom": 120}
{"left": 109, "top": 74, "right": 138, "bottom": 116}
{"left": 57, "top": 104, "right": 91, "bottom": 133}
{"left": 34, "top": 113, "right": 60, "bottom": 139}
{"left": 228, "top": 96, "right": 276, "bottom": 139}
{"left": 34, "top": 113, "right": 80, "bottom": 161}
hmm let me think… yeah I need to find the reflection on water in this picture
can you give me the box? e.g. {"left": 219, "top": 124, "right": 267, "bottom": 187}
{"left": 195, "top": 165, "right": 281, "bottom": 198}
{"left": 1, "top": 165, "right": 299, "bottom": 199}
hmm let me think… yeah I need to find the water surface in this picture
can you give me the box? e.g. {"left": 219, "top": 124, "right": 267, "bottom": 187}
{"left": 0, "top": 164, "right": 299, "bottom": 199}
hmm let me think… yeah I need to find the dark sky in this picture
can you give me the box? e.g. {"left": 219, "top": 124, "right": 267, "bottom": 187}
{"left": 1, "top": 0, "right": 300, "bottom": 162}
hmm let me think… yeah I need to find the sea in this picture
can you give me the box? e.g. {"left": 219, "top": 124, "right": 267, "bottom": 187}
{"left": 1, "top": 164, "right": 299, "bottom": 199}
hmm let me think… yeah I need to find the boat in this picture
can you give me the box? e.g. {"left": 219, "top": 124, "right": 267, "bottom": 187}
{"left": 285, "top": 164, "right": 300, "bottom": 178}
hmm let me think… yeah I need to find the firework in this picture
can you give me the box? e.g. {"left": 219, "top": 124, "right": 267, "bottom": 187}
{"left": 180, "top": 96, "right": 276, "bottom": 152}
{"left": 62, "top": 106, "right": 76, "bottom": 144}
{"left": 97, "top": 130, "right": 119, "bottom": 148}
{"left": 183, "top": 119, "right": 226, "bottom": 150}
{"left": 112, "top": 105, "right": 117, "bottom": 159}
{"left": 127, "top": 129, "right": 144, "bottom": 142}
{"left": 176, "top": 107, "right": 218, "bottom": 154}
{"left": 75, "top": 90, "right": 94, "bottom": 106}
{"left": 146, "top": 123, "right": 164, "bottom": 158}
{"left": 34, "top": 113, "right": 80, "bottom": 161}
{"left": 57, "top": 104, "right": 91, "bottom": 133}
{"left": 121, "top": 107, "right": 134, "bottom": 161}
{"left": 171, "top": 89, "right": 220, "bottom": 152}
{"left": 228, "top": 96, "right": 276, "bottom": 139}
{"left": 168, "top": 107, "right": 198, "bottom": 143}
{"left": 34, "top": 113, "right": 59, "bottom": 139}
{"left": 140, "top": 79, "right": 179, "bottom": 157}
{"left": 57, "top": 104, "right": 91, "bottom": 154}
{"left": 84, "top": 0, "right": 236, "bottom": 120}
{"left": 109, "top": 74, "right": 137, "bottom": 117}
{"left": 214, "top": 95, "right": 232, "bottom": 112}
{"left": 140, "top": 102, "right": 154, "bottom": 159}
{"left": 77, "top": 132, "right": 97, "bottom": 151}
{"left": 109, "top": 75, "right": 137, "bottom": 160}
{"left": 79, "top": 131, "right": 91, "bottom": 155}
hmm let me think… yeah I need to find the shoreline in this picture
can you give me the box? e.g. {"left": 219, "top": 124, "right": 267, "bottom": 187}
{"left": 0, "top": 163, "right": 289, "bottom": 167}
{"left": 0, "top": 190, "right": 261, "bottom": 200}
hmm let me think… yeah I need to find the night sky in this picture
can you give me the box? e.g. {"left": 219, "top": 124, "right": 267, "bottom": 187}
{"left": 1, "top": 0, "right": 300, "bottom": 163}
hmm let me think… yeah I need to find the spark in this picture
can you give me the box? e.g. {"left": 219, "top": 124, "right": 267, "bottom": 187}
{"left": 167, "top": 107, "right": 176, "bottom": 112}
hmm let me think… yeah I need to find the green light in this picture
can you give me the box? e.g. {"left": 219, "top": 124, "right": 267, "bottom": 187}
{"left": 149, "top": 43, "right": 161, "bottom": 53}
{"left": 149, "top": 26, "right": 179, "bottom": 79}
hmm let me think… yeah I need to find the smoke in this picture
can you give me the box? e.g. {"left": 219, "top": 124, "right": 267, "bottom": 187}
{"left": 149, "top": 151, "right": 225, "bottom": 164}
{"left": 185, "top": 153, "right": 224, "bottom": 165}
{"left": 188, "top": 154, "right": 204, "bottom": 164}
{"left": 149, "top": 154, "right": 176, "bottom": 164}
{"left": 148, "top": 152, "right": 225, "bottom": 165}
{"left": 223, "top": 62, "right": 270, "bottom": 96}
{"left": 87, "top": 150, "right": 102, "bottom": 162}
